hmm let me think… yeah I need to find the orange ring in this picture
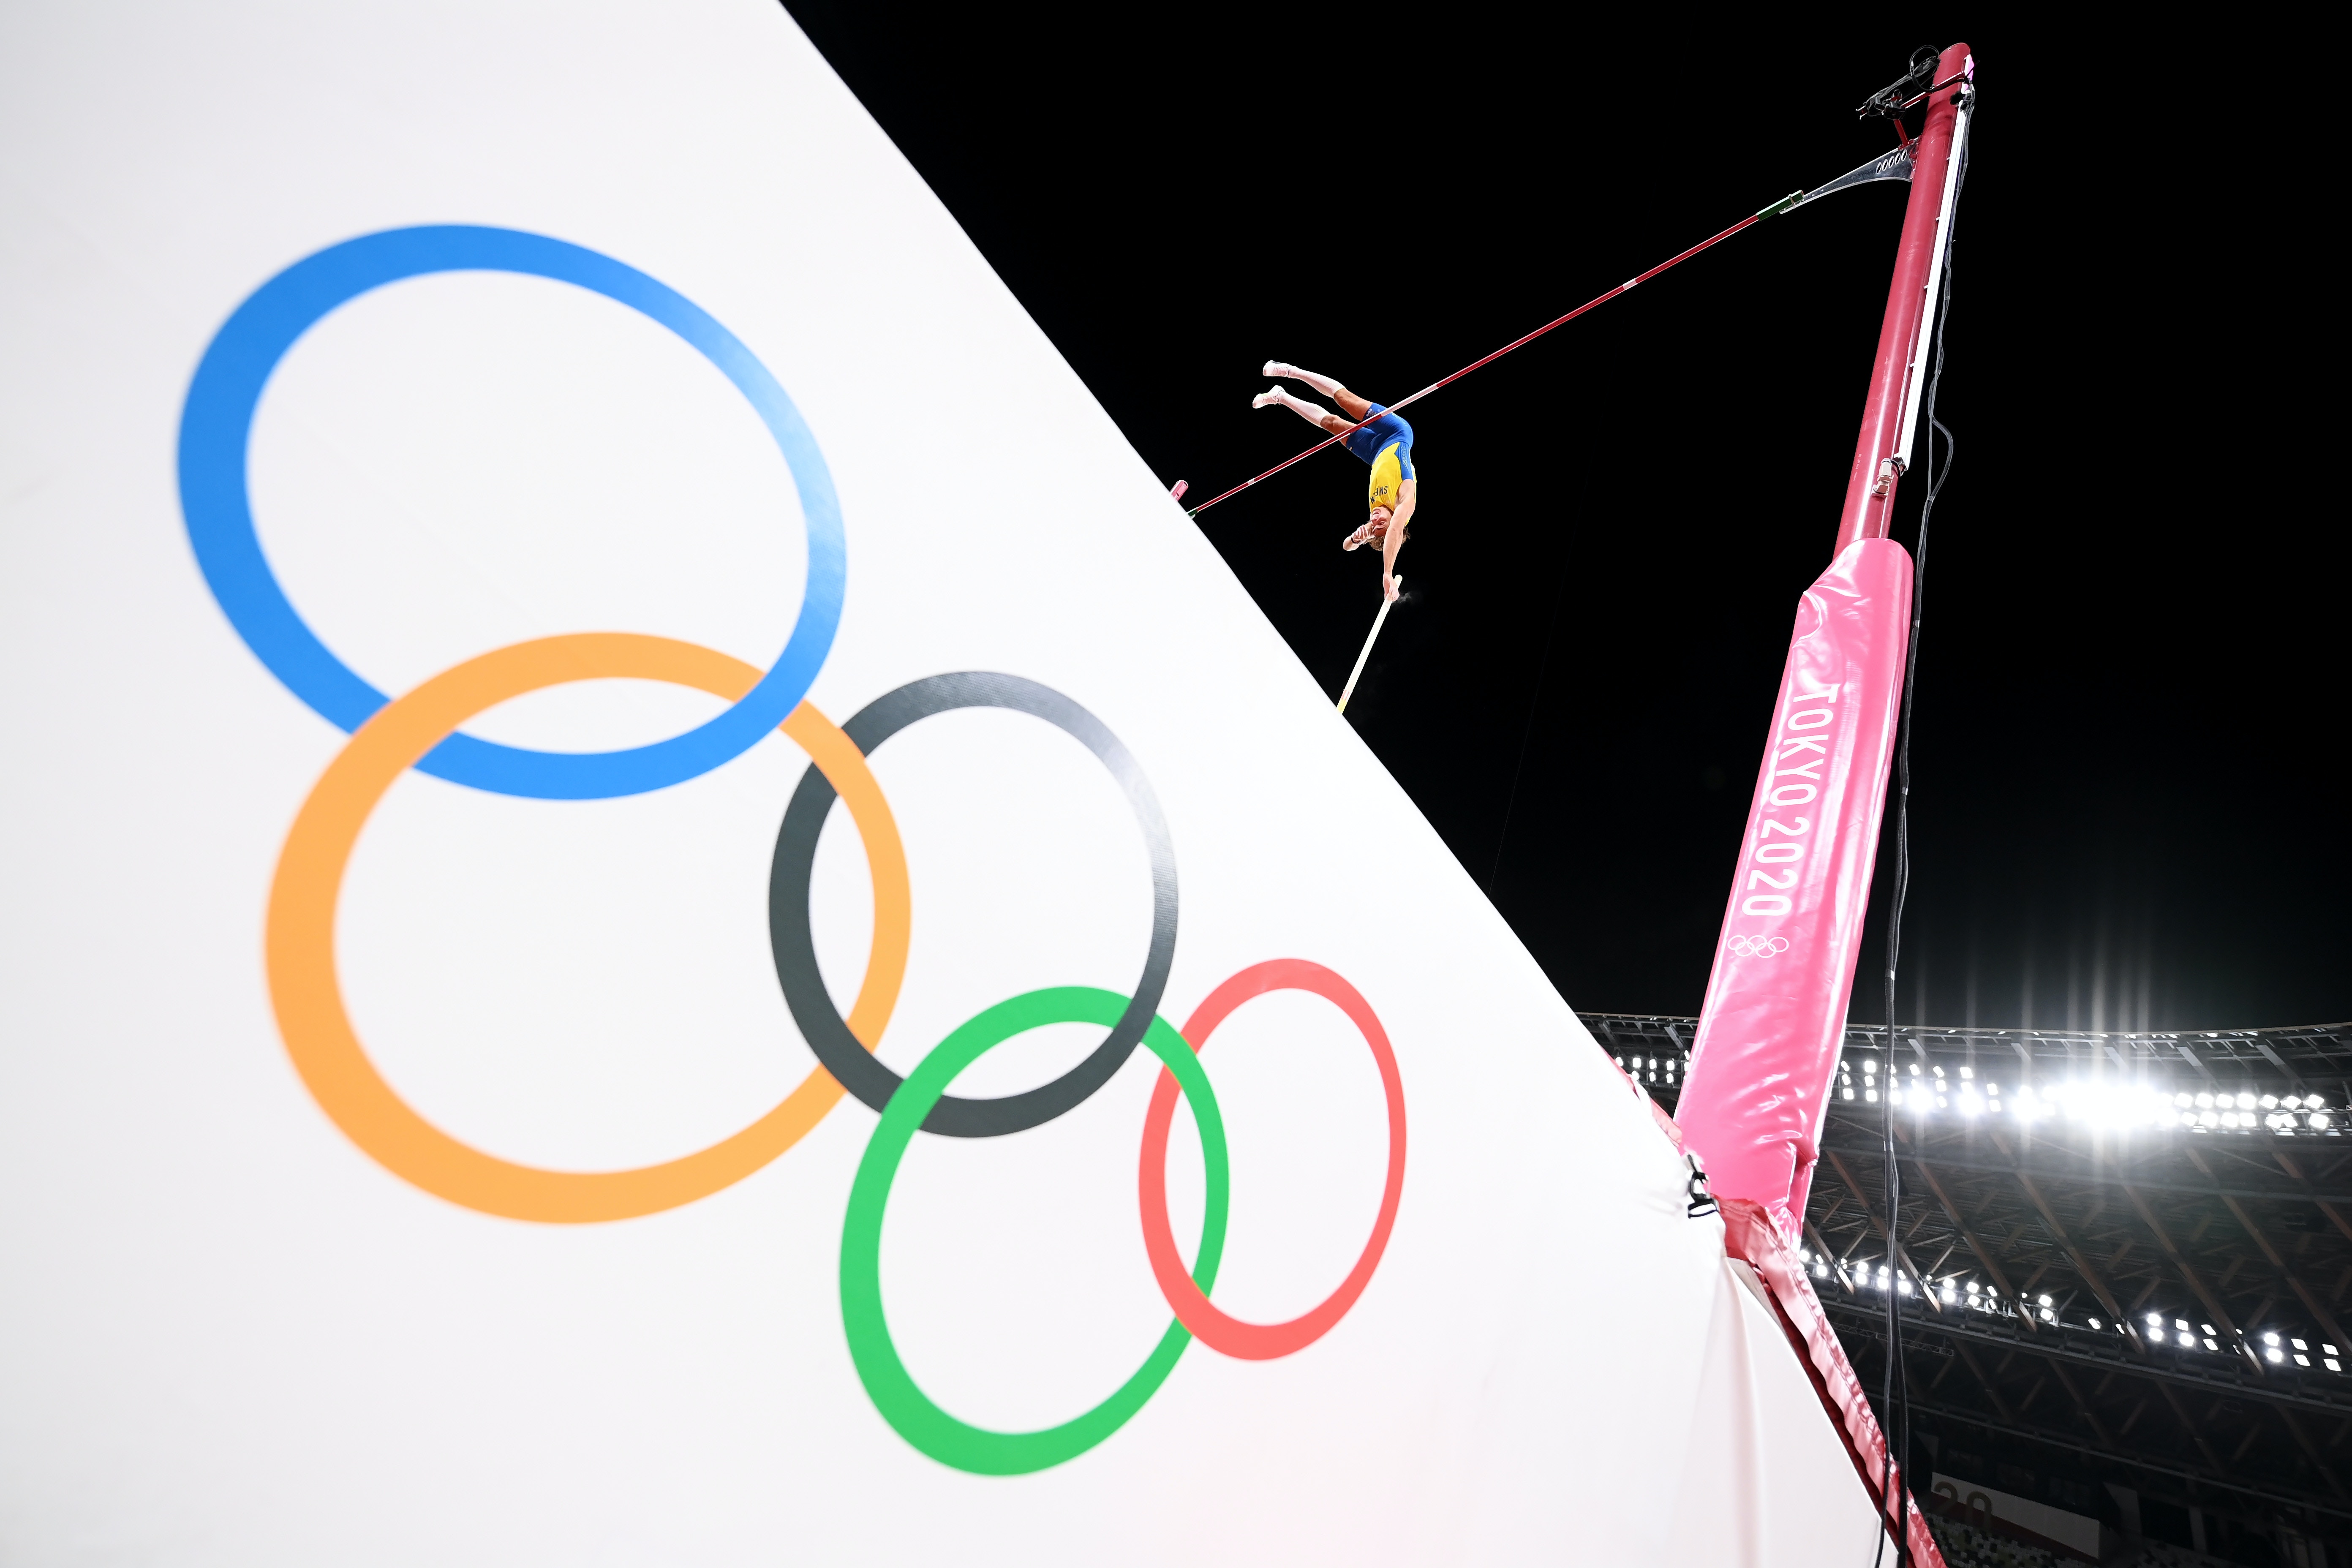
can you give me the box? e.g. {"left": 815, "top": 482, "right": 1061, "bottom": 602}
{"left": 265, "top": 633, "right": 910, "bottom": 1222}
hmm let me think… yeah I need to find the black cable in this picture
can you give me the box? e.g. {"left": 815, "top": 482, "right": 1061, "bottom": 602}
{"left": 1870, "top": 113, "right": 1966, "bottom": 1568}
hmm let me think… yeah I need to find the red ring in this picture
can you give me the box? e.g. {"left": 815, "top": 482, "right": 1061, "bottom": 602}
{"left": 1138, "top": 959, "right": 1407, "bottom": 1360}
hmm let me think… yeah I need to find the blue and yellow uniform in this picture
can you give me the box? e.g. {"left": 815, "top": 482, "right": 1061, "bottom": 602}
{"left": 1343, "top": 404, "right": 1416, "bottom": 512}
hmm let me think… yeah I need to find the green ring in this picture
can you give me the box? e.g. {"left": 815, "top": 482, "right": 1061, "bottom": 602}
{"left": 839, "top": 987, "right": 1229, "bottom": 1475}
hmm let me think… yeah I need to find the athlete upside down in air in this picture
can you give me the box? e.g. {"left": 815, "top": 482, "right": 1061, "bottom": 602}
{"left": 1253, "top": 362, "right": 1416, "bottom": 603}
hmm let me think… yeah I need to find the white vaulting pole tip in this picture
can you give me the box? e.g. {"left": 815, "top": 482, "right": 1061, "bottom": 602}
{"left": 1336, "top": 577, "right": 1399, "bottom": 715}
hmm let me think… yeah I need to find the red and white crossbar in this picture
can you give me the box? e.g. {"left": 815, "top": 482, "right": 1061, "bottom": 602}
{"left": 1184, "top": 198, "right": 1794, "bottom": 517}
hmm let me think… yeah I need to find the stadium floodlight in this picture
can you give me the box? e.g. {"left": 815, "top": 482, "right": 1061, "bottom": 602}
{"left": 2265, "top": 1332, "right": 2281, "bottom": 1345}
{"left": 2148, "top": 1313, "right": 2166, "bottom": 1328}
{"left": 2196, "top": 1093, "right": 2215, "bottom": 1108}
{"left": 2269, "top": 1348, "right": 2286, "bottom": 1363}
{"left": 2298, "top": 1354, "right": 2313, "bottom": 1367}
{"left": 2088, "top": 1316, "right": 2103, "bottom": 1330}
{"left": 2294, "top": 1339, "right": 2308, "bottom": 1350}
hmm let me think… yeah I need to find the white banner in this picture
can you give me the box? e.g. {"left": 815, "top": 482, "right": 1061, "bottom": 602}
{"left": 0, "top": 4, "right": 1877, "bottom": 1561}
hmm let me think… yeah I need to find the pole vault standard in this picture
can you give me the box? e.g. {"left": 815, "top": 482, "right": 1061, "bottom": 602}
{"left": 1674, "top": 43, "right": 1974, "bottom": 1568}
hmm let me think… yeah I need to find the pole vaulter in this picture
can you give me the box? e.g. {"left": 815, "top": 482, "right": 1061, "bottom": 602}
{"left": 1673, "top": 44, "right": 1976, "bottom": 1568}
{"left": 1171, "top": 58, "right": 1977, "bottom": 724}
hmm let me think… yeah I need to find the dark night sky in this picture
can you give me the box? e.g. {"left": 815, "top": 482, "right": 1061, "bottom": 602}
{"left": 784, "top": 9, "right": 2346, "bottom": 1032}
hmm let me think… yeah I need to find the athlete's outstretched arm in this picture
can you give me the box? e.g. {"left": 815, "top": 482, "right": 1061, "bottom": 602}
{"left": 1381, "top": 479, "right": 1416, "bottom": 602}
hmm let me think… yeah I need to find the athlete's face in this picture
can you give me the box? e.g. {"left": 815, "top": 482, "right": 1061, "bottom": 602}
{"left": 1367, "top": 505, "right": 1394, "bottom": 534}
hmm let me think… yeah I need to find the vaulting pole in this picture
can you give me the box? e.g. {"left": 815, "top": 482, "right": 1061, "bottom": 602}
{"left": 1336, "top": 577, "right": 1399, "bottom": 715}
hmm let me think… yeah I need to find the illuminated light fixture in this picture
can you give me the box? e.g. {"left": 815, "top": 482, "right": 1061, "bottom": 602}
{"left": 1843, "top": 1087, "right": 1856, "bottom": 1100}
{"left": 2042, "top": 1308, "right": 2056, "bottom": 1323}
{"left": 2326, "top": 1345, "right": 2340, "bottom": 1357}
{"left": 2038, "top": 1295, "right": 2053, "bottom": 1307}
{"left": 2202, "top": 1338, "right": 2218, "bottom": 1351}
{"left": 2269, "top": 1348, "right": 2286, "bottom": 1363}
{"left": 2314, "top": 1112, "right": 2333, "bottom": 1128}
{"left": 2330, "top": 1359, "right": 2343, "bottom": 1373}
{"left": 2201, "top": 1324, "right": 2215, "bottom": 1335}
{"left": 2196, "top": 1093, "right": 2215, "bottom": 1108}
{"left": 2297, "top": 1354, "right": 2312, "bottom": 1367}
{"left": 2295, "top": 1339, "right": 2309, "bottom": 1350}
{"left": 2089, "top": 1316, "right": 2103, "bottom": 1330}
{"left": 2262, "top": 1094, "right": 2279, "bottom": 1109}
{"left": 2176, "top": 1320, "right": 2191, "bottom": 1332}
{"left": 1939, "top": 1285, "right": 1955, "bottom": 1304}
{"left": 2265, "top": 1332, "right": 2281, "bottom": 1346}
{"left": 2237, "top": 1092, "right": 2257, "bottom": 1110}
{"left": 2175, "top": 1092, "right": 2194, "bottom": 1108}
{"left": 1897, "top": 1277, "right": 1911, "bottom": 1296}
{"left": 2147, "top": 1313, "right": 2165, "bottom": 1328}
{"left": 1865, "top": 1089, "right": 1879, "bottom": 1103}
{"left": 2200, "top": 1111, "right": 2221, "bottom": 1128}
{"left": 1862, "top": 1059, "right": 1877, "bottom": 1076}
{"left": 2284, "top": 1095, "right": 2303, "bottom": 1109}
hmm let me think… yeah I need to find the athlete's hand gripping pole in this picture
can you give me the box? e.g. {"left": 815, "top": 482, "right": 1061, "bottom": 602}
{"left": 1335, "top": 576, "right": 1400, "bottom": 716}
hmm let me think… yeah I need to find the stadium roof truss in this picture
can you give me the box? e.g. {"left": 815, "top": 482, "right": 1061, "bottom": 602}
{"left": 1588, "top": 1015, "right": 2352, "bottom": 1524}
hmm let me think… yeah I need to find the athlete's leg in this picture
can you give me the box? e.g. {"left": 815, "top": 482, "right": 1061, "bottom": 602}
{"left": 1252, "top": 385, "right": 1353, "bottom": 436}
{"left": 1265, "top": 361, "right": 1373, "bottom": 422}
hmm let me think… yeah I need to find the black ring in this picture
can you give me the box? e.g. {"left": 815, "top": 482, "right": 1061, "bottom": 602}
{"left": 768, "top": 673, "right": 1178, "bottom": 1137}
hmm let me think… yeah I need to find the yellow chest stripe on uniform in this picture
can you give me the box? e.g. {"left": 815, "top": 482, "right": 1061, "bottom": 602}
{"left": 1367, "top": 441, "right": 1405, "bottom": 508}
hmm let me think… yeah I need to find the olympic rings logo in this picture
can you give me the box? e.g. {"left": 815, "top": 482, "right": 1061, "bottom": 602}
{"left": 1727, "top": 934, "right": 1790, "bottom": 958}
{"left": 180, "top": 226, "right": 1405, "bottom": 1475}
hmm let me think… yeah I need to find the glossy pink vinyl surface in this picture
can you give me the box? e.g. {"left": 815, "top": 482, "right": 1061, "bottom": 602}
{"left": 1677, "top": 536, "right": 1912, "bottom": 1243}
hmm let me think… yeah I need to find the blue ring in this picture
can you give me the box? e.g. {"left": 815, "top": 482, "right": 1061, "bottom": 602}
{"left": 177, "top": 225, "right": 845, "bottom": 800}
